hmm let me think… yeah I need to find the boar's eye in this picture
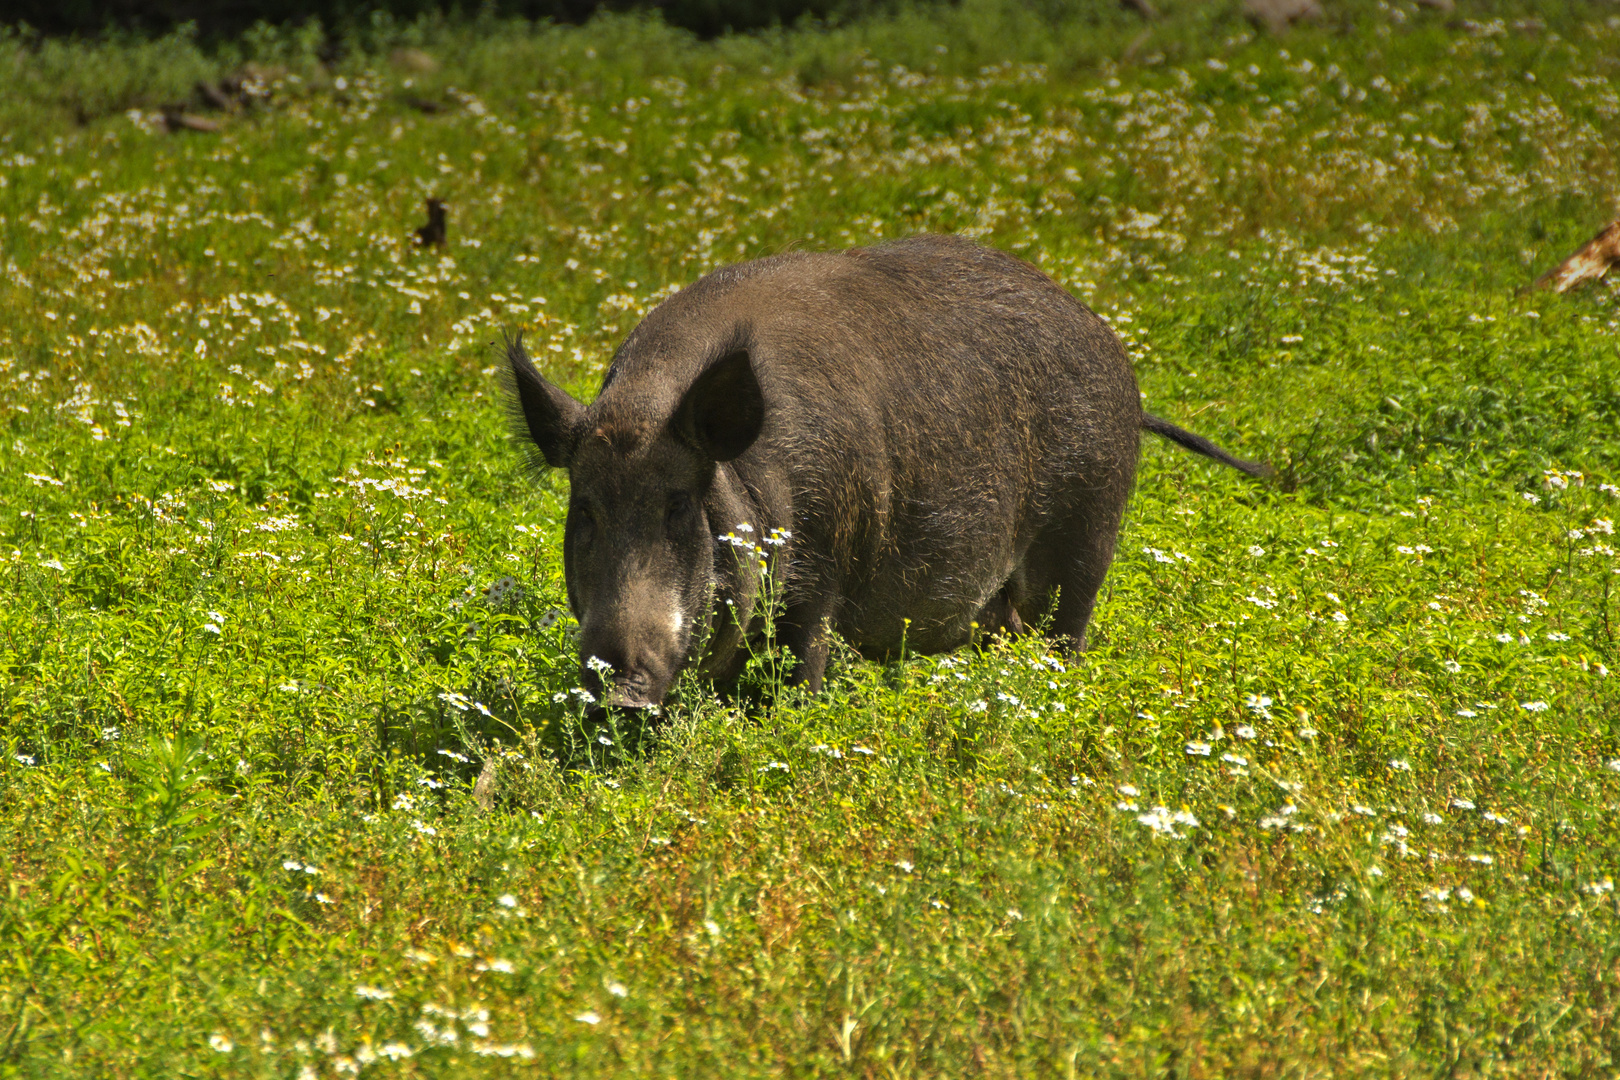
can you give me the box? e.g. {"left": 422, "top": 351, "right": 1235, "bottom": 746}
{"left": 568, "top": 501, "right": 595, "bottom": 547}
{"left": 665, "top": 491, "right": 695, "bottom": 532}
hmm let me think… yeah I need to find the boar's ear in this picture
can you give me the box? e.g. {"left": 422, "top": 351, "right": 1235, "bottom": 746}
{"left": 506, "top": 331, "right": 585, "bottom": 468}
{"left": 672, "top": 348, "right": 764, "bottom": 463}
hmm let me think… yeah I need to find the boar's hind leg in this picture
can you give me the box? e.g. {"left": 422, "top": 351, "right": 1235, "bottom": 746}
{"left": 1043, "top": 508, "right": 1125, "bottom": 654}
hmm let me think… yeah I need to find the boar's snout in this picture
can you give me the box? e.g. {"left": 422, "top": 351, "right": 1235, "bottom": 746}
{"left": 578, "top": 625, "right": 685, "bottom": 712}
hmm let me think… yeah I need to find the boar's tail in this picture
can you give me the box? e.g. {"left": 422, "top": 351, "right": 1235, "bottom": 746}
{"left": 1142, "top": 413, "right": 1273, "bottom": 478}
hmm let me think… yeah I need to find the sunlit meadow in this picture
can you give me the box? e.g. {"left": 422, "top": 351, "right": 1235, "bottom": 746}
{"left": 3, "top": 1, "right": 1620, "bottom": 1074}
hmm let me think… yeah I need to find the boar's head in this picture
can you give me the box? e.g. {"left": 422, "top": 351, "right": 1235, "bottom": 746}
{"left": 506, "top": 333, "right": 766, "bottom": 710}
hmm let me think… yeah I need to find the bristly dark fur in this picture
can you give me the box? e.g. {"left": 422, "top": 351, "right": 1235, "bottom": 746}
{"left": 506, "top": 234, "right": 1270, "bottom": 710}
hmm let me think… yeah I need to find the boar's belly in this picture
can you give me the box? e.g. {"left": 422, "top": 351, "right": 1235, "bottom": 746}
{"left": 836, "top": 554, "right": 1022, "bottom": 658}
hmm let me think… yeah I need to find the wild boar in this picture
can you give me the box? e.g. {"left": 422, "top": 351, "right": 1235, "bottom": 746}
{"left": 509, "top": 234, "right": 1267, "bottom": 709}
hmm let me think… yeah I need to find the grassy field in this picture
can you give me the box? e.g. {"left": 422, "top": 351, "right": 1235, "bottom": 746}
{"left": 3, "top": 1, "right": 1620, "bottom": 1074}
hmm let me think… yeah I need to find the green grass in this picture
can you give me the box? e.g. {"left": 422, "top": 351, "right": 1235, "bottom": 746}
{"left": 3, "top": 1, "right": 1620, "bottom": 1075}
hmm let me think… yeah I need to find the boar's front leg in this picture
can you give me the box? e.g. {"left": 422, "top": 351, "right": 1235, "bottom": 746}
{"left": 776, "top": 597, "right": 837, "bottom": 693}
{"left": 973, "top": 584, "right": 1027, "bottom": 644}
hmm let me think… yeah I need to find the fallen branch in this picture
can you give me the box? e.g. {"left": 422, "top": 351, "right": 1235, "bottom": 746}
{"left": 1534, "top": 219, "right": 1620, "bottom": 293}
